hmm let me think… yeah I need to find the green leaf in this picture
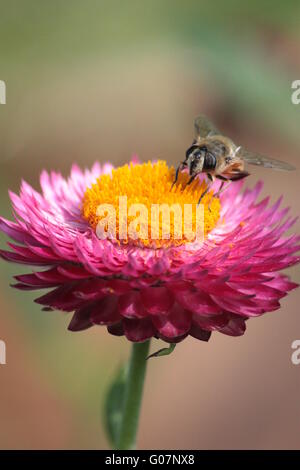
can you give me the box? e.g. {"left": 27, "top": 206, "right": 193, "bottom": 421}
{"left": 147, "top": 343, "right": 176, "bottom": 360}
{"left": 103, "top": 364, "right": 127, "bottom": 448}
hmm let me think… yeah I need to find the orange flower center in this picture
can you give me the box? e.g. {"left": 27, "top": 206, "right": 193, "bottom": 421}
{"left": 82, "top": 161, "right": 220, "bottom": 248}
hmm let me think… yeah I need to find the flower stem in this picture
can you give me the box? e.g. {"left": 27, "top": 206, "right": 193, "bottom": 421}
{"left": 117, "top": 340, "right": 151, "bottom": 450}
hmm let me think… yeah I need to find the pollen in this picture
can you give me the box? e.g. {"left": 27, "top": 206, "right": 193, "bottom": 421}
{"left": 82, "top": 161, "right": 221, "bottom": 248}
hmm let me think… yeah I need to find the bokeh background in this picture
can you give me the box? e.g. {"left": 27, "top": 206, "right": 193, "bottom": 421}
{"left": 0, "top": 0, "right": 300, "bottom": 449}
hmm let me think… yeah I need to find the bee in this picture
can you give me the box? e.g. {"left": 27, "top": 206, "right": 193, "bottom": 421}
{"left": 173, "top": 115, "right": 295, "bottom": 204}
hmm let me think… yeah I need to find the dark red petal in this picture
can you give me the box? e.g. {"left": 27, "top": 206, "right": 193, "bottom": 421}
{"left": 107, "top": 321, "right": 124, "bottom": 337}
{"left": 34, "top": 284, "right": 83, "bottom": 311}
{"left": 158, "top": 332, "right": 189, "bottom": 343}
{"left": 123, "top": 317, "right": 155, "bottom": 342}
{"left": 68, "top": 305, "right": 94, "bottom": 331}
{"left": 219, "top": 315, "right": 247, "bottom": 336}
{"left": 176, "top": 289, "right": 222, "bottom": 316}
{"left": 106, "top": 279, "right": 131, "bottom": 295}
{"left": 0, "top": 248, "right": 51, "bottom": 266}
{"left": 118, "top": 291, "right": 147, "bottom": 319}
{"left": 57, "top": 265, "right": 92, "bottom": 280}
{"left": 90, "top": 296, "right": 121, "bottom": 325}
{"left": 73, "top": 279, "right": 108, "bottom": 300}
{"left": 151, "top": 303, "right": 191, "bottom": 339}
{"left": 210, "top": 295, "right": 264, "bottom": 317}
{"left": 35, "top": 267, "right": 71, "bottom": 284}
{"left": 11, "top": 282, "right": 43, "bottom": 291}
{"left": 189, "top": 324, "right": 212, "bottom": 342}
{"left": 140, "top": 286, "right": 174, "bottom": 315}
{"left": 14, "top": 272, "right": 61, "bottom": 287}
{"left": 192, "top": 313, "right": 228, "bottom": 330}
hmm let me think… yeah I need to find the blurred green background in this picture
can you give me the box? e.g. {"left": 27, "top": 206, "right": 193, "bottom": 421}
{"left": 0, "top": 0, "right": 300, "bottom": 449}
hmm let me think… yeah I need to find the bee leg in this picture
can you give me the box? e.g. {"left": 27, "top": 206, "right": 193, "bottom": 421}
{"left": 186, "top": 174, "right": 196, "bottom": 186}
{"left": 197, "top": 174, "right": 214, "bottom": 207}
{"left": 209, "top": 181, "right": 224, "bottom": 207}
{"left": 213, "top": 180, "right": 226, "bottom": 198}
{"left": 208, "top": 180, "right": 231, "bottom": 210}
{"left": 228, "top": 171, "right": 249, "bottom": 181}
{"left": 171, "top": 163, "right": 184, "bottom": 189}
{"left": 216, "top": 180, "right": 232, "bottom": 197}
{"left": 197, "top": 186, "right": 210, "bottom": 206}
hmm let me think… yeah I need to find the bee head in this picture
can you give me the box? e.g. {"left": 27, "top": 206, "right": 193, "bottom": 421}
{"left": 185, "top": 145, "right": 206, "bottom": 175}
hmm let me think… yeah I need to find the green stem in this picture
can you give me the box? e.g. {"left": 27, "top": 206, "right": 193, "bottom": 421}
{"left": 117, "top": 340, "right": 151, "bottom": 450}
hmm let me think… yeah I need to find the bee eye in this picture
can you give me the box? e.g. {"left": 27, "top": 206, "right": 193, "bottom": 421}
{"left": 186, "top": 145, "right": 196, "bottom": 159}
{"left": 193, "top": 150, "right": 201, "bottom": 158}
{"left": 193, "top": 147, "right": 207, "bottom": 159}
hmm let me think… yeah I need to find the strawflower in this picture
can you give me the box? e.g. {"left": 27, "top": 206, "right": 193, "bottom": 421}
{"left": 0, "top": 159, "right": 299, "bottom": 449}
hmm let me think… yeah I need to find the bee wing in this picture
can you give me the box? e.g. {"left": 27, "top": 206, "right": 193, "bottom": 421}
{"left": 194, "top": 114, "right": 220, "bottom": 139}
{"left": 239, "top": 148, "right": 295, "bottom": 171}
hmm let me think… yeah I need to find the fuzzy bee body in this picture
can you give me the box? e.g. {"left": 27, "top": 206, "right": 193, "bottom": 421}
{"left": 202, "top": 152, "right": 216, "bottom": 171}
{"left": 173, "top": 115, "right": 295, "bottom": 204}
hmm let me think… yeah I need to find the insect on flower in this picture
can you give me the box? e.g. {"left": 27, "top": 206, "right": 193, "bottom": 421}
{"left": 173, "top": 115, "right": 295, "bottom": 205}
{"left": 0, "top": 124, "right": 298, "bottom": 452}
{"left": 0, "top": 154, "right": 299, "bottom": 343}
